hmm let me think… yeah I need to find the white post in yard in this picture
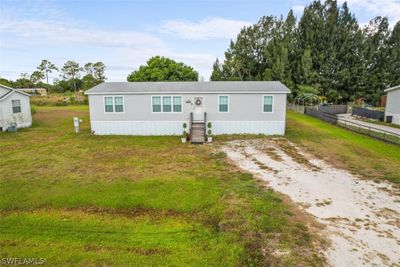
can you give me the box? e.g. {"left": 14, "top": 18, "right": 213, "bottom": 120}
{"left": 73, "top": 117, "right": 80, "bottom": 133}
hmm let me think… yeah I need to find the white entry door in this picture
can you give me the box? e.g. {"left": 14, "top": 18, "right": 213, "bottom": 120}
{"left": 193, "top": 97, "right": 204, "bottom": 121}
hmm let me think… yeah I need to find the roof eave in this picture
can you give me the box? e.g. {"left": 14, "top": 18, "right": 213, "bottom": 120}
{"left": 84, "top": 81, "right": 291, "bottom": 95}
{"left": 384, "top": 85, "right": 400, "bottom": 92}
{"left": 13, "top": 90, "right": 31, "bottom": 97}
{"left": 85, "top": 91, "right": 291, "bottom": 95}
{"left": 0, "top": 90, "right": 14, "bottom": 101}
{"left": 0, "top": 90, "right": 31, "bottom": 101}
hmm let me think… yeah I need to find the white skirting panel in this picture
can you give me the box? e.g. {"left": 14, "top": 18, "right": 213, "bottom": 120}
{"left": 211, "top": 121, "right": 285, "bottom": 135}
{"left": 91, "top": 120, "right": 286, "bottom": 135}
{"left": 385, "top": 112, "right": 400, "bottom": 125}
{"left": 91, "top": 121, "right": 186, "bottom": 135}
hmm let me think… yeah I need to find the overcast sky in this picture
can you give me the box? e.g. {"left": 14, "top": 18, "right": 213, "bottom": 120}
{"left": 1, "top": 0, "right": 399, "bottom": 83}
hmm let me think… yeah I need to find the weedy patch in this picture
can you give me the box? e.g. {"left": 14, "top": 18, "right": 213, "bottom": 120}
{"left": 316, "top": 199, "right": 333, "bottom": 207}
{"left": 262, "top": 146, "right": 283, "bottom": 162}
{"left": 252, "top": 158, "right": 274, "bottom": 171}
{"left": 272, "top": 139, "right": 321, "bottom": 170}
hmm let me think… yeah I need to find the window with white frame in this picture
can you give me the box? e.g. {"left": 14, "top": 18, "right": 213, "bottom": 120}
{"left": 163, "top": 96, "right": 172, "bottom": 112}
{"left": 152, "top": 96, "right": 182, "bottom": 113}
{"left": 219, "top": 96, "right": 229, "bottom": 112}
{"left": 173, "top": 96, "right": 182, "bottom": 112}
{"left": 12, "top": 100, "right": 21, "bottom": 114}
{"left": 114, "top": 97, "right": 124, "bottom": 112}
{"left": 152, "top": 96, "right": 161, "bottom": 112}
{"left": 263, "top": 96, "right": 273, "bottom": 112}
{"left": 104, "top": 96, "right": 124, "bottom": 113}
{"left": 105, "top": 97, "right": 114, "bottom": 112}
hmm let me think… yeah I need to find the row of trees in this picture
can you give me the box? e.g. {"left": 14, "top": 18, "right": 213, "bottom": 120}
{"left": 211, "top": 0, "right": 400, "bottom": 104}
{"left": 2, "top": 56, "right": 201, "bottom": 92}
{"left": 2, "top": 60, "right": 106, "bottom": 92}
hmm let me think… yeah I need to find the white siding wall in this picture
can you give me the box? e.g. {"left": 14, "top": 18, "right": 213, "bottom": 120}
{"left": 88, "top": 93, "right": 288, "bottom": 135}
{"left": 385, "top": 112, "right": 400, "bottom": 125}
{"left": 385, "top": 89, "right": 400, "bottom": 125}
{"left": 0, "top": 92, "right": 32, "bottom": 131}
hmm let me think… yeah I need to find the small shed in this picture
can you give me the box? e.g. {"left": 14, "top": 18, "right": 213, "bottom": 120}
{"left": 15, "top": 88, "right": 47, "bottom": 96}
{"left": 0, "top": 85, "right": 32, "bottom": 131}
{"left": 384, "top": 85, "right": 400, "bottom": 125}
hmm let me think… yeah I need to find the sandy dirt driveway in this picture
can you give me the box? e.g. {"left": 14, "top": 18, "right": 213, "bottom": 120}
{"left": 222, "top": 139, "right": 400, "bottom": 267}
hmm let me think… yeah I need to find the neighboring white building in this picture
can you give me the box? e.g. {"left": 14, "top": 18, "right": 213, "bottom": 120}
{"left": 0, "top": 85, "right": 32, "bottom": 131}
{"left": 15, "top": 88, "right": 47, "bottom": 96}
{"left": 384, "top": 85, "right": 400, "bottom": 125}
{"left": 85, "top": 81, "right": 290, "bottom": 142}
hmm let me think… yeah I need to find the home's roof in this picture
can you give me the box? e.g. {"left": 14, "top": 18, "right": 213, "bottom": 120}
{"left": 85, "top": 81, "right": 291, "bottom": 95}
{"left": 0, "top": 84, "right": 31, "bottom": 100}
{"left": 384, "top": 85, "right": 400, "bottom": 93}
{"left": 15, "top": 88, "right": 47, "bottom": 91}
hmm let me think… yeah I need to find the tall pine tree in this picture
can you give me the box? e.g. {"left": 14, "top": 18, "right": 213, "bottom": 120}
{"left": 212, "top": 0, "right": 399, "bottom": 103}
{"left": 387, "top": 21, "right": 400, "bottom": 86}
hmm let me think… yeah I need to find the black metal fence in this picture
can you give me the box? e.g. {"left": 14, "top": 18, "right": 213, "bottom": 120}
{"left": 287, "top": 103, "right": 306, "bottom": 114}
{"left": 352, "top": 107, "right": 384, "bottom": 121}
{"left": 299, "top": 104, "right": 399, "bottom": 145}
{"left": 319, "top": 105, "right": 348, "bottom": 114}
{"left": 304, "top": 107, "right": 338, "bottom": 124}
{"left": 337, "top": 119, "right": 400, "bottom": 145}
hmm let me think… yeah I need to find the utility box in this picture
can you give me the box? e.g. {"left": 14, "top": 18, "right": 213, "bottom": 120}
{"left": 7, "top": 123, "right": 17, "bottom": 132}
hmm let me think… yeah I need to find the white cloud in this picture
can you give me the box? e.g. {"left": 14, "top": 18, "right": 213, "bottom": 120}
{"left": 158, "top": 17, "right": 252, "bottom": 40}
{"left": 292, "top": 5, "right": 305, "bottom": 16}
{"left": 291, "top": 0, "right": 399, "bottom": 26}
{"left": 337, "top": 0, "right": 400, "bottom": 26}
{"left": 0, "top": 4, "right": 229, "bottom": 81}
{"left": 2, "top": 0, "right": 65, "bottom": 21}
{"left": 0, "top": 19, "right": 166, "bottom": 49}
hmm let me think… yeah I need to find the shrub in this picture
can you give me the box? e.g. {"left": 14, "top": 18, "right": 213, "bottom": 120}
{"left": 30, "top": 93, "right": 87, "bottom": 106}
{"left": 30, "top": 105, "right": 37, "bottom": 115}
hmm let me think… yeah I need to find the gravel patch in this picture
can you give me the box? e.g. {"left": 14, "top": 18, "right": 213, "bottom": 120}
{"left": 222, "top": 139, "right": 400, "bottom": 267}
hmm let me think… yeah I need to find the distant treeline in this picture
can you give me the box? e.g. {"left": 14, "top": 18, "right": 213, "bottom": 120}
{"left": 1, "top": 60, "right": 106, "bottom": 93}
{"left": 211, "top": 0, "right": 400, "bottom": 104}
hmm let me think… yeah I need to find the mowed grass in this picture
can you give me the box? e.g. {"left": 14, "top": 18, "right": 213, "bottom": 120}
{"left": 0, "top": 106, "right": 323, "bottom": 266}
{"left": 286, "top": 111, "right": 400, "bottom": 184}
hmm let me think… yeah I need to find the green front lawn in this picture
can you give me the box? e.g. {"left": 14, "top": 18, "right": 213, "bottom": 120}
{"left": 0, "top": 106, "right": 322, "bottom": 266}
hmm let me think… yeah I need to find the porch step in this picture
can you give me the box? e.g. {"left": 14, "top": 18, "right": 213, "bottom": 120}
{"left": 190, "top": 123, "right": 205, "bottom": 144}
{"left": 192, "top": 122, "right": 204, "bottom": 127}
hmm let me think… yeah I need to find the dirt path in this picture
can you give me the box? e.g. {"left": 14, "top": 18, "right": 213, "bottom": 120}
{"left": 222, "top": 139, "right": 400, "bottom": 267}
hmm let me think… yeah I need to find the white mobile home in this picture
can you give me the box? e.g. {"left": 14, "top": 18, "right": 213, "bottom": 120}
{"left": 0, "top": 85, "right": 32, "bottom": 131}
{"left": 385, "top": 85, "right": 400, "bottom": 125}
{"left": 85, "top": 81, "right": 290, "bottom": 141}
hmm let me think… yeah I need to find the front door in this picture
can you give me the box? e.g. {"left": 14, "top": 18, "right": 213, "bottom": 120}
{"left": 193, "top": 97, "right": 204, "bottom": 121}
